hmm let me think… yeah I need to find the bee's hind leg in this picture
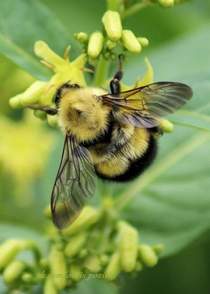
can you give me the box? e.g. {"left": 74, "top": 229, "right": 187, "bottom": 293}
{"left": 28, "top": 105, "right": 58, "bottom": 115}
{"left": 109, "top": 54, "right": 124, "bottom": 95}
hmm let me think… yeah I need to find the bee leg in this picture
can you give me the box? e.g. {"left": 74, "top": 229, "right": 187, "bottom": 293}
{"left": 109, "top": 54, "right": 124, "bottom": 95}
{"left": 150, "top": 126, "right": 163, "bottom": 139}
{"left": 28, "top": 105, "right": 58, "bottom": 115}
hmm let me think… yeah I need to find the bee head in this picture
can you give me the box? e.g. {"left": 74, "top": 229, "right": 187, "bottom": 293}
{"left": 58, "top": 87, "right": 110, "bottom": 142}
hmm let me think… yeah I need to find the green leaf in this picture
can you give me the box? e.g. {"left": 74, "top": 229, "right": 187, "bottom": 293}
{"left": 66, "top": 279, "right": 119, "bottom": 294}
{"left": 115, "top": 25, "right": 210, "bottom": 257}
{"left": 0, "top": 224, "right": 47, "bottom": 252}
{"left": 0, "top": 0, "right": 78, "bottom": 79}
{"left": 171, "top": 110, "right": 210, "bottom": 132}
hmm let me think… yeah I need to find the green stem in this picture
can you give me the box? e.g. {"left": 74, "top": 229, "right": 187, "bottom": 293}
{"left": 122, "top": 0, "right": 152, "bottom": 19}
{"left": 115, "top": 132, "right": 210, "bottom": 211}
{"left": 106, "top": 0, "right": 122, "bottom": 11}
{"left": 93, "top": 56, "right": 110, "bottom": 87}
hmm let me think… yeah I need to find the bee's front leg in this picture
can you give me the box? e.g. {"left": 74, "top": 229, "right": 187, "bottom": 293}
{"left": 28, "top": 105, "right": 58, "bottom": 115}
{"left": 109, "top": 55, "right": 124, "bottom": 95}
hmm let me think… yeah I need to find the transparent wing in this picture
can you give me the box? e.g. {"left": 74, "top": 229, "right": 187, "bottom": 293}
{"left": 101, "top": 82, "right": 193, "bottom": 128}
{"left": 51, "top": 135, "right": 96, "bottom": 229}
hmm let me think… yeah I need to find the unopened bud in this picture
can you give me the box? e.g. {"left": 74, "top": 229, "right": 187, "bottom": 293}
{"left": 34, "top": 110, "right": 47, "bottom": 120}
{"left": 74, "top": 32, "right": 88, "bottom": 44}
{"left": 84, "top": 256, "right": 101, "bottom": 273}
{"left": 159, "top": 0, "right": 174, "bottom": 7}
{"left": 3, "top": 260, "right": 25, "bottom": 284}
{"left": 65, "top": 232, "right": 87, "bottom": 258}
{"left": 22, "top": 272, "right": 34, "bottom": 283}
{"left": 49, "top": 246, "right": 67, "bottom": 290}
{"left": 0, "top": 240, "right": 25, "bottom": 270}
{"left": 102, "top": 10, "right": 122, "bottom": 41}
{"left": 104, "top": 252, "right": 121, "bottom": 281}
{"left": 159, "top": 118, "right": 174, "bottom": 133}
{"left": 152, "top": 243, "right": 165, "bottom": 255}
{"left": 62, "top": 206, "right": 100, "bottom": 236}
{"left": 121, "top": 30, "right": 142, "bottom": 53}
{"left": 47, "top": 114, "right": 58, "bottom": 127}
{"left": 44, "top": 275, "right": 58, "bottom": 294}
{"left": 106, "top": 40, "right": 117, "bottom": 50}
{"left": 139, "top": 244, "right": 158, "bottom": 267}
{"left": 69, "top": 264, "right": 82, "bottom": 282}
{"left": 138, "top": 37, "right": 149, "bottom": 47}
{"left": 118, "top": 221, "right": 139, "bottom": 272}
{"left": 87, "top": 32, "right": 104, "bottom": 59}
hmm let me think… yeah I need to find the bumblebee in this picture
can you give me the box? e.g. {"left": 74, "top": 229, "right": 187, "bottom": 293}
{"left": 30, "top": 63, "right": 192, "bottom": 228}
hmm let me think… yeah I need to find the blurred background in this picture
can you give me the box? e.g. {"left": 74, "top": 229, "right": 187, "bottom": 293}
{"left": 0, "top": 0, "right": 210, "bottom": 293}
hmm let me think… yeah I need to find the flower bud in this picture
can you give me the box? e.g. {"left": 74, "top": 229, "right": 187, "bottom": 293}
{"left": 159, "top": 118, "right": 174, "bottom": 133}
{"left": 65, "top": 232, "right": 87, "bottom": 258}
{"left": 3, "top": 260, "right": 25, "bottom": 284}
{"left": 152, "top": 243, "right": 165, "bottom": 255}
{"left": 47, "top": 115, "right": 58, "bottom": 127}
{"left": 69, "top": 264, "right": 82, "bottom": 282}
{"left": 87, "top": 32, "right": 104, "bottom": 59}
{"left": 22, "top": 272, "right": 34, "bottom": 283}
{"left": 104, "top": 252, "right": 121, "bottom": 281}
{"left": 44, "top": 275, "right": 58, "bottom": 294}
{"left": 49, "top": 246, "right": 67, "bottom": 290}
{"left": 0, "top": 240, "right": 25, "bottom": 270}
{"left": 79, "top": 248, "right": 88, "bottom": 258}
{"left": 34, "top": 110, "right": 47, "bottom": 120}
{"left": 118, "top": 221, "right": 139, "bottom": 272}
{"left": 121, "top": 30, "right": 142, "bottom": 53}
{"left": 74, "top": 32, "right": 88, "bottom": 44}
{"left": 138, "top": 37, "right": 149, "bottom": 47}
{"left": 102, "top": 10, "right": 122, "bottom": 41}
{"left": 100, "top": 254, "right": 109, "bottom": 266}
{"left": 106, "top": 40, "right": 117, "bottom": 50}
{"left": 159, "top": 0, "right": 174, "bottom": 7}
{"left": 139, "top": 244, "right": 158, "bottom": 267}
{"left": 62, "top": 206, "right": 100, "bottom": 236}
{"left": 84, "top": 256, "right": 101, "bottom": 273}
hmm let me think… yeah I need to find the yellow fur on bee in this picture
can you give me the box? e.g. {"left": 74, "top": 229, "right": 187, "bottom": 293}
{"left": 95, "top": 128, "right": 150, "bottom": 177}
{"left": 96, "top": 155, "right": 129, "bottom": 177}
{"left": 124, "top": 128, "right": 150, "bottom": 160}
{"left": 58, "top": 87, "right": 110, "bottom": 142}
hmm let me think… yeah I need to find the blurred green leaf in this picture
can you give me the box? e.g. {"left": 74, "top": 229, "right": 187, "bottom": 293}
{"left": 66, "top": 279, "right": 118, "bottom": 294}
{"left": 0, "top": 0, "right": 78, "bottom": 80}
{"left": 0, "top": 224, "right": 47, "bottom": 252}
{"left": 171, "top": 110, "right": 210, "bottom": 132}
{"left": 114, "top": 25, "right": 210, "bottom": 257}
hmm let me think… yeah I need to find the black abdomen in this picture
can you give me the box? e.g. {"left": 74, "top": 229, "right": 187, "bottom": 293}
{"left": 96, "top": 134, "right": 158, "bottom": 182}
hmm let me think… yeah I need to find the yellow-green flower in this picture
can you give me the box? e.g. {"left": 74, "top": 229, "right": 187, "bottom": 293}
{"left": 0, "top": 112, "right": 54, "bottom": 201}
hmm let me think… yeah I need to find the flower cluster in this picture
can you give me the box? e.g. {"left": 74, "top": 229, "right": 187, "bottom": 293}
{"left": 0, "top": 113, "right": 53, "bottom": 200}
{"left": 0, "top": 203, "right": 164, "bottom": 293}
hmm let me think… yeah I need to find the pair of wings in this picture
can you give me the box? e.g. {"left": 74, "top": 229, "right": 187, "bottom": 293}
{"left": 51, "top": 82, "right": 192, "bottom": 228}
